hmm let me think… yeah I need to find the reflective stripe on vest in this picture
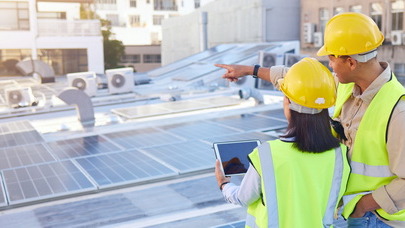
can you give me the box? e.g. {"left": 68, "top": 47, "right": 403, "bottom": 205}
{"left": 245, "top": 213, "right": 259, "bottom": 228}
{"left": 257, "top": 142, "right": 279, "bottom": 227}
{"left": 323, "top": 146, "right": 344, "bottom": 227}
{"left": 246, "top": 141, "right": 346, "bottom": 227}
{"left": 350, "top": 160, "right": 394, "bottom": 178}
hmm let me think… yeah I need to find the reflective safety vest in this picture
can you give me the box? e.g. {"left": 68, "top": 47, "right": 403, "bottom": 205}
{"left": 333, "top": 74, "right": 405, "bottom": 220}
{"left": 246, "top": 140, "right": 350, "bottom": 228}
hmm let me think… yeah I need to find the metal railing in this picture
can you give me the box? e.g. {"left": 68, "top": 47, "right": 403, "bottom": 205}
{"left": 37, "top": 19, "right": 101, "bottom": 37}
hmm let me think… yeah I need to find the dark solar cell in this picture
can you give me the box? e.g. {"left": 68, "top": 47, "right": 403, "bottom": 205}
{"left": 47, "top": 135, "right": 122, "bottom": 159}
{"left": 75, "top": 150, "right": 177, "bottom": 189}
{"left": 2, "top": 160, "right": 96, "bottom": 205}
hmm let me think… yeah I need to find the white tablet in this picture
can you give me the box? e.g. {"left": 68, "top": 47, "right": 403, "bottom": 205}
{"left": 213, "top": 139, "right": 261, "bottom": 176}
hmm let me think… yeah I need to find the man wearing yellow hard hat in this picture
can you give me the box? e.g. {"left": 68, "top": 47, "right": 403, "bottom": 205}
{"left": 216, "top": 12, "right": 405, "bottom": 227}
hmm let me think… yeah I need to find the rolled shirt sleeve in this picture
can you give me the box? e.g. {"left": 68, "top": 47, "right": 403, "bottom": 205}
{"left": 269, "top": 65, "right": 289, "bottom": 90}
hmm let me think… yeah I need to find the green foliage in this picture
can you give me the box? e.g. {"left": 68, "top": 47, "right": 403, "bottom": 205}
{"left": 78, "top": 6, "right": 126, "bottom": 70}
{"left": 100, "top": 19, "right": 126, "bottom": 70}
{"left": 79, "top": 4, "right": 97, "bottom": 19}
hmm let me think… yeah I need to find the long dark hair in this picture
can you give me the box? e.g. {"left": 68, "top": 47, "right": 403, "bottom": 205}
{"left": 282, "top": 109, "right": 340, "bottom": 153}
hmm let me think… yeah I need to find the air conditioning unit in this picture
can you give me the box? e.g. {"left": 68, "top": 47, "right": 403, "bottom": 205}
{"left": 259, "top": 51, "right": 277, "bottom": 68}
{"left": 303, "top": 23, "right": 316, "bottom": 43}
{"left": 230, "top": 76, "right": 257, "bottom": 89}
{"left": 313, "top": 32, "right": 323, "bottom": 48}
{"left": 5, "top": 87, "right": 37, "bottom": 108}
{"left": 105, "top": 67, "right": 134, "bottom": 94}
{"left": 66, "top": 72, "right": 98, "bottom": 97}
{"left": 258, "top": 79, "right": 274, "bottom": 90}
{"left": 391, "top": 30, "right": 403, "bottom": 45}
{"left": 284, "top": 54, "right": 306, "bottom": 67}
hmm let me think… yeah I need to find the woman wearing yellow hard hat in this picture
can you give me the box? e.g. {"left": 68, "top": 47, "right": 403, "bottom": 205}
{"left": 215, "top": 57, "right": 350, "bottom": 228}
{"left": 215, "top": 12, "right": 405, "bottom": 228}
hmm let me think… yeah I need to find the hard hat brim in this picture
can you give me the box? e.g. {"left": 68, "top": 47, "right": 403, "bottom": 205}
{"left": 317, "top": 45, "right": 329, "bottom": 56}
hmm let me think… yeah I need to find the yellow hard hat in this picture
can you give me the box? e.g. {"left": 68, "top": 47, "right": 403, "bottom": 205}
{"left": 317, "top": 12, "right": 384, "bottom": 56}
{"left": 279, "top": 57, "right": 336, "bottom": 109}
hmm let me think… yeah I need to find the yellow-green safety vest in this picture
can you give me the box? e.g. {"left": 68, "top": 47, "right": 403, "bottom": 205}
{"left": 333, "top": 74, "right": 405, "bottom": 220}
{"left": 246, "top": 140, "right": 350, "bottom": 228}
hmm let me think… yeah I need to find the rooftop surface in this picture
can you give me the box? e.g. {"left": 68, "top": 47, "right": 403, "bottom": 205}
{"left": 0, "top": 42, "right": 297, "bottom": 227}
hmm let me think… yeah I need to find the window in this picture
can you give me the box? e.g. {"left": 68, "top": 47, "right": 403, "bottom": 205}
{"left": 195, "top": 0, "right": 200, "bottom": 8}
{"left": 333, "top": 7, "right": 345, "bottom": 15}
{"left": 370, "top": 3, "right": 383, "bottom": 30}
{"left": 129, "top": 15, "right": 141, "bottom": 27}
{"left": 154, "top": 0, "right": 177, "bottom": 11}
{"left": 130, "top": 0, "right": 136, "bottom": 7}
{"left": 37, "top": 49, "right": 88, "bottom": 75}
{"left": 106, "top": 14, "right": 120, "bottom": 27}
{"left": 122, "top": 54, "right": 141, "bottom": 63}
{"left": 95, "top": 0, "right": 117, "bottom": 10}
{"left": 349, "top": 5, "right": 362, "bottom": 13}
{"left": 0, "top": 49, "right": 31, "bottom": 76}
{"left": 143, "top": 54, "right": 161, "bottom": 63}
{"left": 37, "top": 12, "right": 66, "bottom": 19}
{"left": 0, "top": 1, "right": 29, "bottom": 30}
{"left": 391, "top": 0, "right": 404, "bottom": 31}
{"left": 319, "top": 8, "right": 329, "bottom": 33}
{"left": 153, "top": 15, "right": 164, "bottom": 25}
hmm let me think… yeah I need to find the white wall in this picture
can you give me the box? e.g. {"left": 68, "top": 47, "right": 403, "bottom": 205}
{"left": 37, "top": 2, "right": 81, "bottom": 20}
{"left": 161, "top": 0, "right": 300, "bottom": 65}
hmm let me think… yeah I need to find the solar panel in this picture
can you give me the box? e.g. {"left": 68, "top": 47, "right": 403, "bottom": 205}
{"left": 156, "top": 99, "right": 211, "bottom": 112}
{"left": 111, "top": 105, "right": 171, "bottom": 119}
{"left": 0, "top": 120, "right": 44, "bottom": 148}
{"left": 111, "top": 96, "right": 241, "bottom": 119}
{"left": 75, "top": 150, "right": 177, "bottom": 189}
{"left": 0, "top": 120, "right": 35, "bottom": 134}
{"left": 159, "top": 121, "right": 240, "bottom": 140}
{"left": 0, "top": 130, "right": 44, "bottom": 148}
{"left": 203, "top": 44, "right": 273, "bottom": 64}
{"left": 46, "top": 135, "right": 123, "bottom": 159}
{"left": 140, "top": 140, "right": 215, "bottom": 174}
{"left": 103, "top": 127, "right": 185, "bottom": 149}
{"left": 202, "top": 132, "right": 278, "bottom": 145}
{"left": 211, "top": 113, "right": 287, "bottom": 131}
{"left": 196, "top": 96, "right": 241, "bottom": 107}
{"left": 171, "top": 63, "right": 214, "bottom": 81}
{"left": 0, "top": 143, "right": 56, "bottom": 170}
{"left": 255, "top": 108, "right": 287, "bottom": 121}
{"left": 30, "top": 84, "right": 59, "bottom": 100}
{"left": 0, "top": 175, "right": 7, "bottom": 208}
{"left": 2, "top": 160, "right": 97, "bottom": 205}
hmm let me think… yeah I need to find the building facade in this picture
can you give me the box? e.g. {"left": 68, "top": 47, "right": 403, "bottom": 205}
{"left": 301, "top": 0, "right": 405, "bottom": 85}
{"left": 161, "top": 0, "right": 301, "bottom": 65}
{"left": 0, "top": 0, "right": 104, "bottom": 77}
{"left": 94, "top": 0, "right": 215, "bottom": 72}
{"left": 120, "top": 45, "right": 161, "bottom": 72}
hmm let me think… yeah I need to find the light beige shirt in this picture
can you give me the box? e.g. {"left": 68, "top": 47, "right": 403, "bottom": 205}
{"left": 270, "top": 63, "right": 405, "bottom": 227}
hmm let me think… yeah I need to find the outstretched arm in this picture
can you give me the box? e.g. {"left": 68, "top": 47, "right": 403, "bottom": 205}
{"left": 214, "top": 64, "right": 270, "bottom": 82}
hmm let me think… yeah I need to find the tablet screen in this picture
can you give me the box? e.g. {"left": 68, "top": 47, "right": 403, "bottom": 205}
{"left": 213, "top": 140, "right": 261, "bottom": 176}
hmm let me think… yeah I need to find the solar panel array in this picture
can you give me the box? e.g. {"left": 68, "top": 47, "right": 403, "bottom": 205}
{"left": 0, "top": 109, "right": 286, "bottom": 208}
{"left": 111, "top": 96, "right": 242, "bottom": 119}
{"left": 0, "top": 42, "right": 305, "bottom": 210}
